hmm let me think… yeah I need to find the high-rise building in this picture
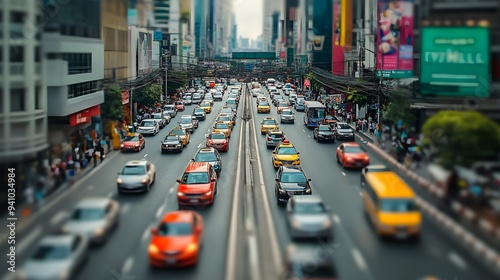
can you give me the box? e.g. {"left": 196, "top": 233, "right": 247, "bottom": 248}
{"left": 262, "top": 0, "right": 283, "bottom": 51}
{"left": 103, "top": 0, "right": 129, "bottom": 82}
{"left": 43, "top": 0, "right": 104, "bottom": 149}
{"left": 0, "top": 0, "right": 48, "bottom": 162}
{"left": 211, "top": 0, "right": 233, "bottom": 56}
{"left": 194, "top": 0, "right": 208, "bottom": 59}
{"left": 153, "top": 0, "right": 171, "bottom": 30}
{"left": 128, "top": 0, "right": 155, "bottom": 28}
{"left": 311, "top": 0, "right": 333, "bottom": 70}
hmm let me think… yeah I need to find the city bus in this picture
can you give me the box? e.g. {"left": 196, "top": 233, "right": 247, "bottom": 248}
{"left": 304, "top": 101, "right": 326, "bottom": 128}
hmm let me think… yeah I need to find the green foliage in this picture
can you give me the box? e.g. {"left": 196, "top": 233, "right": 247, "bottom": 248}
{"left": 306, "top": 72, "right": 322, "bottom": 90}
{"left": 180, "top": 11, "right": 190, "bottom": 22}
{"left": 101, "top": 85, "right": 124, "bottom": 121}
{"left": 167, "top": 69, "right": 189, "bottom": 92}
{"left": 346, "top": 86, "right": 374, "bottom": 107}
{"left": 382, "top": 89, "right": 415, "bottom": 127}
{"left": 422, "top": 110, "right": 500, "bottom": 169}
{"left": 134, "top": 83, "right": 163, "bottom": 108}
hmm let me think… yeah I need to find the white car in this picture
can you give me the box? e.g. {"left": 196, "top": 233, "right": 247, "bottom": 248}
{"left": 184, "top": 96, "right": 193, "bottom": 105}
{"left": 279, "top": 109, "right": 295, "bottom": 124}
{"left": 161, "top": 111, "right": 172, "bottom": 124}
{"left": 137, "top": 119, "right": 159, "bottom": 136}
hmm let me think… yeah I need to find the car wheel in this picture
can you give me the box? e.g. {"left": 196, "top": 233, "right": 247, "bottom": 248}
{"left": 336, "top": 154, "right": 340, "bottom": 163}
{"left": 313, "top": 133, "right": 316, "bottom": 139}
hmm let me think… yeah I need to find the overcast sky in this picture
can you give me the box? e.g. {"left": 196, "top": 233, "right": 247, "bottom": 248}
{"left": 233, "top": 0, "right": 263, "bottom": 40}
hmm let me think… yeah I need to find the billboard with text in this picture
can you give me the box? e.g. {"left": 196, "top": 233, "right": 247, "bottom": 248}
{"left": 376, "top": 0, "right": 414, "bottom": 78}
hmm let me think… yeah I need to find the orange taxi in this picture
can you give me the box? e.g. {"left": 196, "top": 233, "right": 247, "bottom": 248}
{"left": 177, "top": 162, "right": 218, "bottom": 207}
{"left": 148, "top": 210, "right": 203, "bottom": 267}
{"left": 336, "top": 142, "right": 370, "bottom": 169}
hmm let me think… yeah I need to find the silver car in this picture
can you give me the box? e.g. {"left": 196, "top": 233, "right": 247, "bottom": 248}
{"left": 151, "top": 113, "right": 167, "bottom": 128}
{"left": 279, "top": 109, "right": 295, "bottom": 124}
{"left": 137, "top": 119, "right": 159, "bottom": 136}
{"left": 266, "top": 130, "right": 286, "bottom": 149}
{"left": 117, "top": 160, "right": 156, "bottom": 193}
{"left": 184, "top": 95, "right": 193, "bottom": 105}
{"left": 179, "top": 115, "right": 196, "bottom": 133}
{"left": 286, "top": 196, "right": 333, "bottom": 240}
{"left": 18, "top": 234, "right": 89, "bottom": 280}
{"left": 163, "top": 105, "right": 177, "bottom": 117}
{"left": 61, "top": 198, "right": 119, "bottom": 244}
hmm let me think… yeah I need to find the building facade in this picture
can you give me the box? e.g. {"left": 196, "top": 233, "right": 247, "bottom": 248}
{"left": 153, "top": 0, "right": 171, "bottom": 30}
{"left": 194, "top": 0, "right": 208, "bottom": 59}
{"left": 0, "top": 0, "right": 48, "bottom": 162}
{"left": 103, "top": 0, "right": 129, "bottom": 82}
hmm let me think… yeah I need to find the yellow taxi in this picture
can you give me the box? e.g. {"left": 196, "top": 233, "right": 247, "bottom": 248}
{"left": 199, "top": 102, "right": 212, "bottom": 114}
{"left": 169, "top": 126, "right": 190, "bottom": 146}
{"left": 260, "top": 117, "right": 279, "bottom": 135}
{"left": 272, "top": 140, "right": 300, "bottom": 169}
{"left": 216, "top": 114, "right": 234, "bottom": 130}
{"left": 257, "top": 100, "right": 271, "bottom": 113}
{"left": 360, "top": 165, "right": 422, "bottom": 239}
{"left": 213, "top": 121, "right": 232, "bottom": 138}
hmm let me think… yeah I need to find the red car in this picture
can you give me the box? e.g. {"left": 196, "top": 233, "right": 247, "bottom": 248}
{"left": 148, "top": 211, "right": 203, "bottom": 267}
{"left": 120, "top": 133, "right": 145, "bottom": 152}
{"left": 206, "top": 132, "right": 229, "bottom": 152}
{"left": 177, "top": 162, "right": 218, "bottom": 207}
{"left": 175, "top": 101, "right": 185, "bottom": 111}
{"left": 336, "top": 143, "right": 370, "bottom": 169}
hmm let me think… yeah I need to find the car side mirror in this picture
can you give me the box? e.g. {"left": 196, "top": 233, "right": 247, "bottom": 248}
{"left": 275, "top": 178, "right": 279, "bottom": 182}
{"left": 117, "top": 172, "right": 121, "bottom": 175}
{"left": 150, "top": 228, "right": 159, "bottom": 235}
{"left": 211, "top": 179, "right": 216, "bottom": 182}
{"left": 176, "top": 179, "right": 181, "bottom": 183}
{"left": 297, "top": 152, "right": 300, "bottom": 154}
{"left": 272, "top": 151, "right": 276, "bottom": 154}
{"left": 308, "top": 178, "right": 312, "bottom": 181}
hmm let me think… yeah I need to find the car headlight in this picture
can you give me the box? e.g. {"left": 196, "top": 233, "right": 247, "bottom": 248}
{"left": 185, "top": 243, "right": 198, "bottom": 253}
{"left": 205, "top": 190, "right": 212, "bottom": 196}
{"left": 60, "top": 226, "right": 69, "bottom": 233}
{"left": 58, "top": 271, "right": 69, "bottom": 280}
{"left": 177, "top": 192, "right": 185, "bottom": 196}
{"left": 278, "top": 188, "right": 286, "bottom": 194}
{"left": 148, "top": 244, "right": 160, "bottom": 254}
{"left": 120, "top": 144, "right": 124, "bottom": 148}
{"left": 323, "top": 219, "right": 332, "bottom": 228}
{"left": 134, "top": 144, "right": 139, "bottom": 147}
{"left": 116, "top": 178, "right": 122, "bottom": 184}
{"left": 305, "top": 188, "right": 311, "bottom": 194}
{"left": 95, "top": 228, "right": 105, "bottom": 236}
{"left": 176, "top": 144, "right": 182, "bottom": 147}
{"left": 141, "top": 178, "right": 148, "bottom": 184}
{"left": 291, "top": 219, "right": 302, "bottom": 228}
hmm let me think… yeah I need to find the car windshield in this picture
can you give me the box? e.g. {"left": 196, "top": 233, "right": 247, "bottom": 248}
{"left": 263, "top": 120, "right": 276, "bottom": 125}
{"left": 294, "top": 202, "right": 326, "bottom": 214}
{"left": 205, "top": 95, "right": 213, "bottom": 99}
{"left": 215, "top": 123, "right": 229, "bottom": 129}
{"left": 338, "top": 124, "right": 351, "bottom": 129}
{"left": 181, "top": 172, "right": 210, "bottom": 184}
{"left": 282, "top": 111, "right": 293, "bottom": 116}
{"left": 259, "top": 102, "right": 269, "bottom": 106}
{"left": 345, "top": 146, "right": 364, "bottom": 153}
{"left": 277, "top": 147, "right": 297, "bottom": 155}
{"left": 319, "top": 126, "right": 331, "bottom": 131}
{"left": 140, "top": 121, "right": 154, "bottom": 127}
{"left": 281, "top": 171, "right": 307, "bottom": 183}
{"left": 152, "top": 114, "right": 161, "bottom": 119}
{"left": 158, "top": 222, "right": 192, "bottom": 236}
{"left": 326, "top": 115, "right": 335, "bottom": 120}
{"left": 307, "top": 108, "right": 326, "bottom": 119}
{"left": 180, "top": 118, "right": 192, "bottom": 124}
{"left": 201, "top": 103, "right": 210, "bottom": 107}
{"left": 279, "top": 102, "right": 288, "bottom": 107}
{"left": 195, "top": 152, "right": 218, "bottom": 162}
{"left": 218, "top": 116, "right": 230, "bottom": 121}
{"left": 165, "top": 106, "right": 174, "bottom": 110}
{"left": 270, "top": 133, "right": 284, "bottom": 139}
{"left": 32, "top": 245, "right": 70, "bottom": 260}
{"left": 185, "top": 96, "right": 192, "bottom": 100}
{"left": 221, "top": 110, "right": 233, "bottom": 115}
{"left": 122, "top": 165, "right": 146, "bottom": 175}
{"left": 194, "top": 109, "right": 204, "bottom": 113}
{"left": 193, "top": 94, "right": 201, "bottom": 98}
{"left": 209, "top": 134, "right": 226, "bottom": 140}
{"left": 227, "top": 99, "right": 236, "bottom": 104}
{"left": 297, "top": 99, "right": 305, "bottom": 104}
{"left": 165, "top": 136, "right": 179, "bottom": 142}
{"left": 380, "top": 199, "right": 418, "bottom": 212}
{"left": 162, "top": 112, "right": 170, "bottom": 116}
{"left": 71, "top": 207, "right": 105, "bottom": 220}
{"left": 170, "top": 130, "right": 185, "bottom": 136}
{"left": 123, "top": 136, "right": 139, "bottom": 142}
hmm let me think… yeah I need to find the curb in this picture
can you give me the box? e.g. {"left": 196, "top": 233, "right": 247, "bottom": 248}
{"left": 366, "top": 141, "right": 500, "bottom": 276}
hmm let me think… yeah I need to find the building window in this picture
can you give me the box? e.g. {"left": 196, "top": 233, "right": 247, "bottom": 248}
{"left": 10, "top": 11, "right": 26, "bottom": 23}
{"left": 35, "top": 87, "right": 42, "bottom": 109}
{"left": 10, "top": 89, "right": 26, "bottom": 112}
{"left": 67, "top": 80, "right": 102, "bottom": 99}
{"left": 47, "top": 53, "right": 92, "bottom": 74}
{"left": 35, "top": 46, "right": 41, "bottom": 62}
{"left": 10, "top": 46, "right": 24, "bottom": 62}
{"left": 0, "top": 46, "right": 2, "bottom": 63}
{"left": 0, "top": 89, "right": 3, "bottom": 113}
{"left": 35, "top": 118, "right": 44, "bottom": 135}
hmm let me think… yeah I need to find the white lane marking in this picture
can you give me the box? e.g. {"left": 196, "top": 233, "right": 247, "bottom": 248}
{"left": 342, "top": 172, "right": 346, "bottom": 176}
{"left": 143, "top": 153, "right": 148, "bottom": 157}
{"left": 50, "top": 212, "right": 67, "bottom": 225}
{"left": 88, "top": 185, "right": 94, "bottom": 190}
{"left": 120, "top": 204, "right": 130, "bottom": 215}
{"left": 17, "top": 226, "right": 42, "bottom": 254}
{"left": 333, "top": 214, "right": 341, "bottom": 224}
{"left": 142, "top": 224, "right": 153, "bottom": 241}
{"left": 169, "top": 188, "right": 175, "bottom": 194}
{"left": 359, "top": 191, "right": 363, "bottom": 196}
{"left": 156, "top": 205, "right": 165, "bottom": 218}
{"left": 351, "top": 248, "right": 368, "bottom": 271}
{"left": 448, "top": 252, "right": 468, "bottom": 270}
{"left": 198, "top": 143, "right": 202, "bottom": 148}
{"left": 308, "top": 135, "right": 311, "bottom": 137}
{"left": 122, "top": 256, "right": 134, "bottom": 275}
{"left": 302, "top": 129, "right": 305, "bottom": 132}
{"left": 107, "top": 192, "right": 113, "bottom": 198}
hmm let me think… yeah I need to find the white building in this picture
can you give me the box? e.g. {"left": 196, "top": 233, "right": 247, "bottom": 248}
{"left": 153, "top": 0, "right": 171, "bottom": 30}
{"left": 0, "top": 0, "right": 48, "bottom": 161}
{"left": 262, "top": 0, "right": 283, "bottom": 52}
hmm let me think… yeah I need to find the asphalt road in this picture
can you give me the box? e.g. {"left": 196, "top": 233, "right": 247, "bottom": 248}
{"left": 251, "top": 86, "right": 497, "bottom": 280}
{"left": 1, "top": 90, "right": 243, "bottom": 280}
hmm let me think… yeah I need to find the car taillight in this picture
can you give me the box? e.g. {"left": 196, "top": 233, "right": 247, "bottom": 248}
{"left": 282, "top": 137, "right": 285, "bottom": 141}
{"left": 207, "top": 140, "right": 212, "bottom": 145}
{"left": 267, "top": 137, "right": 272, "bottom": 141}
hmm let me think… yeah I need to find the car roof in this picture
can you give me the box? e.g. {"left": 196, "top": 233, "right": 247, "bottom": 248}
{"left": 39, "top": 234, "right": 76, "bottom": 246}
{"left": 161, "top": 210, "right": 194, "bottom": 223}
{"left": 292, "top": 195, "right": 322, "bottom": 203}
{"left": 286, "top": 244, "right": 335, "bottom": 266}
{"left": 185, "top": 162, "right": 210, "bottom": 172}
{"left": 197, "top": 147, "right": 217, "bottom": 154}
{"left": 268, "top": 130, "right": 284, "bottom": 134}
{"left": 281, "top": 166, "right": 303, "bottom": 173}
{"left": 141, "top": 119, "right": 155, "bottom": 122}
{"left": 343, "top": 142, "right": 361, "bottom": 147}
{"left": 125, "top": 160, "right": 149, "bottom": 166}
{"left": 76, "top": 197, "right": 112, "bottom": 208}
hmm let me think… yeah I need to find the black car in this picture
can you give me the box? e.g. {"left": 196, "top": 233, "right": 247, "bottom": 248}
{"left": 283, "top": 245, "right": 338, "bottom": 280}
{"left": 275, "top": 166, "right": 312, "bottom": 206}
{"left": 272, "top": 96, "right": 284, "bottom": 106}
{"left": 193, "top": 108, "right": 207, "bottom": 121}
{"left": 313, "top": 125, "right": 335, "bottom": 142}
{"left": 161, "top": 135, "right": 183, "bottom": 153}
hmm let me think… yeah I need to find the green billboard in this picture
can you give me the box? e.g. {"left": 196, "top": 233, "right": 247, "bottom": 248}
{"left": 420, "top": 27, "right": 490, "bottom": 97}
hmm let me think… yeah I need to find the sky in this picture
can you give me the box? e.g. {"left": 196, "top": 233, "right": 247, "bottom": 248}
{"left": 233, "top": 0, "right": 263, "bottom": 40}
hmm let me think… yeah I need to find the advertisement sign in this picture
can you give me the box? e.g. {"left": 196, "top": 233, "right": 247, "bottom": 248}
{"left": 69, "top": 106, "right": 100, "bottom": 127}
{"left": 138, "top": 32, "right": 152, "bottom": 76}
{"left": 122, "top": 90, "right": 129, "bottom": 105}
{"left": 376, "top": 0, "right": 414, "bottom": 78}
{"left": 420, "top": 27, "right": 490, "bottom": 97}
{"left": 333, "top": 1, "right": 340, "bottom": 46}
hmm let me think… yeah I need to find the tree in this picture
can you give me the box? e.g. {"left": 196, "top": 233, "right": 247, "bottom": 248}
{"left": 134, "top": 83, "right": 162, "bottom": 108}
{"left": 383, "top": 89, "right": 416, "bottom": 127}
{"left": 167, "top": 69, "right": 188, "bottom": 92}
{"left": 101, "top": 85, "right": 124, "bottom": 121}
{"left": 306, "top": 72, "right": 322, "bottom": 91}
{"left": 346, "top": 86, "right": 374, "bottom": 107}
{"left": 422, "top": 110, "right": 500, "bottom": 169}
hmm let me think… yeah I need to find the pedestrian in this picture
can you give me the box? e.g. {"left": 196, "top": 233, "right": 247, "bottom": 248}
{"left": 362, "top": 119, "right": 367, "bottom": 132}
{"left": 369, "top": 122, "right": 374, "bottom": 134}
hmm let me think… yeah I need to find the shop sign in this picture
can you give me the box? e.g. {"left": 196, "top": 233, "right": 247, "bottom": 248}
{"left": 122, "top": 90, "right": 130, "bottom": 104}
{"left": 70, "top": 106, "right": 100, "bottom": 126}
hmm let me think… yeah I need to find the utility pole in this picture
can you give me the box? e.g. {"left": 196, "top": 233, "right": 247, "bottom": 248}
{"left": 165, "top": 57, "right": 168, "bottom": 102}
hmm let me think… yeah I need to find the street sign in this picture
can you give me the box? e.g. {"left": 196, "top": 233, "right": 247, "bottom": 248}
{"left": 376, "top": 70, "right": 413, "bottom": 78}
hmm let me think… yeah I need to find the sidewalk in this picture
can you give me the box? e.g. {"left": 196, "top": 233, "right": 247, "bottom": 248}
{"left": 350, "top": 123, "right": 500, "bottom": 274}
